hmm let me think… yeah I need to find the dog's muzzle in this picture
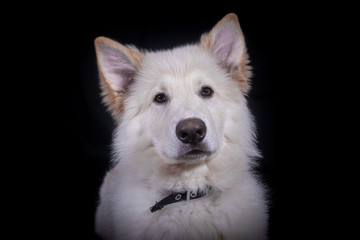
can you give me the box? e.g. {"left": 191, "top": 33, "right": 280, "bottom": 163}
{"left": 175, "top": 118, "right": 212, "bottom": 161}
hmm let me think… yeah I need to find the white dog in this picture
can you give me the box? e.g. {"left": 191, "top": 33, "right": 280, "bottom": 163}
{"left": 94, "top": 13, "right": 268, "bottom": 240}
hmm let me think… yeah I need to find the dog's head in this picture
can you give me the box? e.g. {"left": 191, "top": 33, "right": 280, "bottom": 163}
{"left": 94, "top": 13, "right": 256, "bottom": 169}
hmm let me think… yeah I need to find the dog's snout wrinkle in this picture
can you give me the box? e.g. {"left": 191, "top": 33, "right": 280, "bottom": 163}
{"left": 176, "top": 118, "right": 206, "bottom": 145}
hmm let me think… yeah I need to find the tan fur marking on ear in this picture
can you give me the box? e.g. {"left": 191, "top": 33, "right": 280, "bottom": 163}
{"left": 232, "top": 51, "right": 252, "bottom": 94}
{"left": 94, "top": 37, "right": 143, "bottom": 119}
{"left": 99, "top": 78, "right": 126, "bottom": 119}
{"left": 200, "top": 13, "right": 252, "bottom": 94}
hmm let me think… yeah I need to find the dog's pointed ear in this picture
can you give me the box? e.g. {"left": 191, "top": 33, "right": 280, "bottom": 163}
{"left": 201, "top": 13, "right": 251, "bottom": 93}
{"left": 94, "top": 37, "right": 142, "bottom": 118}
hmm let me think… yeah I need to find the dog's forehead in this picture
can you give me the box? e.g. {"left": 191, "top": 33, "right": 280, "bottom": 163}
{"left": 139, "top": 46, "right": 218, "bottom": 86}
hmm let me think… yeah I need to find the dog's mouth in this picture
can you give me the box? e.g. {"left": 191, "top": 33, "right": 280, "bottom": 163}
{"left": 178, "top": 149, "right": 212, "bottom": 161}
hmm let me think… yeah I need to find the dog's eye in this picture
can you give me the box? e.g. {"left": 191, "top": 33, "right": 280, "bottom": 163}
{"left": 154, "top": 93, "right": 168, "bottom": 104}
{"left": 200, "top": 87, "right": 213, "bottom": 98}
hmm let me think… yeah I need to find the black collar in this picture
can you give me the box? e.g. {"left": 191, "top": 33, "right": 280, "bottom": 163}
{"left": 150, "top": 187, "right": 212, "bottom": 213}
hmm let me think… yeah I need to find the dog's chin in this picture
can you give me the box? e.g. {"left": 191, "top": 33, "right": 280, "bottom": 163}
{"left": 161, "top": 152, "right": 211, "bottom": 165}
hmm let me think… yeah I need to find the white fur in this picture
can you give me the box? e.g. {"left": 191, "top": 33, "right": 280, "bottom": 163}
{"left": 95, "top": 14, "right": 268, "bottom": 240}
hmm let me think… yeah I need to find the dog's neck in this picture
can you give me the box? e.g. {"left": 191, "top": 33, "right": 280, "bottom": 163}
{"left": 150, "top": 186, "right": 213, "bottom": 213}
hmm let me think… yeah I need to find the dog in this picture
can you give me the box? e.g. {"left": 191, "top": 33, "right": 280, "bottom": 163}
{"left": 94, "top": 13, "right": 268, "bottom": 240}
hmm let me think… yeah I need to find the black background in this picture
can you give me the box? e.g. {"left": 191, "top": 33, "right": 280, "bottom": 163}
{"left": 8, "top": 3, "right": 340, "bottom": 240}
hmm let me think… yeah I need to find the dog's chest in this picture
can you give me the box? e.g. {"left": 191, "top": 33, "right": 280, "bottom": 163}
{"left": 122, "top": 187, "right": 240, "bottom": 239}
{"left": 140, "top": 198, "right": 228, "bottom": 240}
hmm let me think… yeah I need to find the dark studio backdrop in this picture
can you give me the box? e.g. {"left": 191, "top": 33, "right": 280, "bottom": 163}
{"left": 17, "top": 5, "right": 324, "bottom": 240}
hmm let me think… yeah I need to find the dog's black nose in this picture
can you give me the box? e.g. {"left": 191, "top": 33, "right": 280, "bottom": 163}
{"left": 176, "top": 118, "right": 206, "bottom": 145}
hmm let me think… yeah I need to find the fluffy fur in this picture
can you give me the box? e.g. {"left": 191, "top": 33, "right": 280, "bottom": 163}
{"left": 94, "top": 13, "right": 268, "bottom": 240}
